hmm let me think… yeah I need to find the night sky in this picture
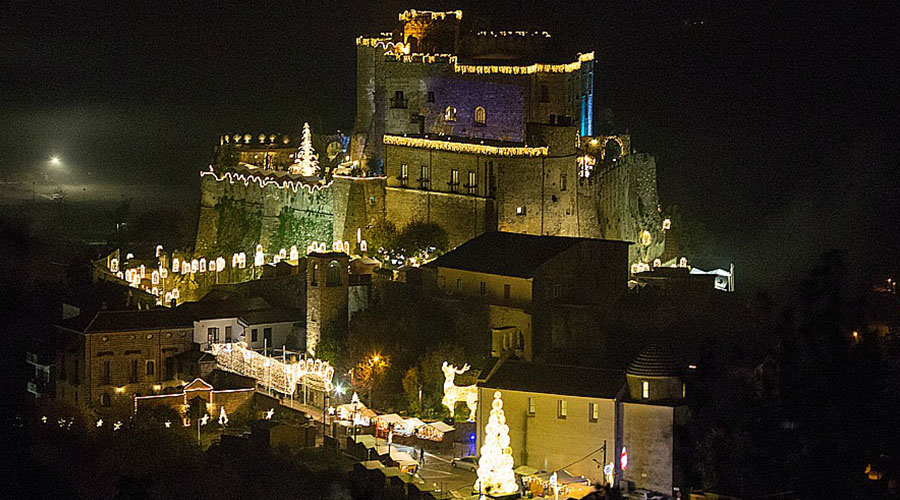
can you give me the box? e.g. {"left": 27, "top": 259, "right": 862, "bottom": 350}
{"left": 1, "top": 1, "right": 897, "bottom": 292}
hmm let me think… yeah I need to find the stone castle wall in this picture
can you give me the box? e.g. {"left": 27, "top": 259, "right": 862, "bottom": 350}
{"left": 592, "top": 153, "right": 666, "bottom": 264}
{"left": 332, "top": 176, "right": 386, "bottom": 250}
{"left": 195, "top": 174, "right": 334, "bottom": 257}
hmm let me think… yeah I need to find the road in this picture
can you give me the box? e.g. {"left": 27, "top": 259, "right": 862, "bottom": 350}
{"left": 391, "top": 443, "right": 477, "bottom": 497}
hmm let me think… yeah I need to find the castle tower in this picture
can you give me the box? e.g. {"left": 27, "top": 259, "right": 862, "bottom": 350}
{"left": 305, "top": 252, "right": 349, "bottom": 356}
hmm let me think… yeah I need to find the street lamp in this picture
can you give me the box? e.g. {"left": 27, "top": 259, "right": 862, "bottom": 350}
{"left": 50, "top": 156, "right": 61, "bottom": 166}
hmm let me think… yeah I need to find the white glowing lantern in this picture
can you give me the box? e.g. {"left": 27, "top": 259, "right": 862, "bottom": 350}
{"left": 662, "top": 218, "right": 672, "bottom": 230}
{"left": 475, "top": 391, "right": 517, "bottom": 496}
{"left": 232, "top": 253, "right": 239, "bottom": 268}
{"left": 344, "top": 241, "right": 350, "bottom": 253}
{"left": 279, "top": 248, "right": 287, "bottom": 259}
{"left": 238, "top": 252, "right": 246, "bottom": 269}
{"left": 254, "top": 244, "right": 264, "bottom": 267}
{"left": 273, "top": 254, "right": 281, "bottom": 264}
{"left": 125, "top": 253, "right": 134, "bottom": 260}
{"left": 640, "top": 230, "right": 652, "bottom": 247}
{"left": 181, "top": 261, "right": 189, "bottom": 274}
{"left": 207, "top": 260, "right": 215, "bottom": 272}
{"left": 653, "top": 258, "right": 662, "bottom": 268}
{"left": 110, "top": 258, "right": 119, "bottom": 273}
{"left": 190, "top": 259, "right": 198, "bottom": 273}
{"left": 151, "top": 270, "right": 160, "bottom": 285}
{"left": 172, "top": 258, "right": 180, "bottom": 272}
{"left": 357, "top": 227, "right": 362, "bottom": 243}
{"left": 360, "top": 240, "right": 368, "bottom": 253}
{"left": 216, "top": 256, "right": 225, "bottom": 271}
{"left": 156, "top": 245, "right": 163, "bottom": 257}
{"left": 139, "top": 264, "right": 146, "bottom": 278}
{"left": 333, "top": 240, "right": 342, "bottom": 252}
{"left": 160, "top": 267, "right": 168, "bottom": 279}
{"left": 631, "top": 263, "right": 640, "bottom": 274}
{"left": 199, "top": 258, "right": 206, "bottom": 272}
{"left": 289, "top": 245, "right": 298, "bottom": 262}
{"left": 679, "top": 257, "right": 688, "bottom": 268}
{"left": 171, "top": 288, "right": 180, "bottom": 299}
{"left": 117, "top": 271, "right": 123, "bottom": 279}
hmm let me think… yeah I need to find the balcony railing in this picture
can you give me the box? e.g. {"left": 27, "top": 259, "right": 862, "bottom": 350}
{"left": 390, "top": 97, "right": 408, "bottom": 109}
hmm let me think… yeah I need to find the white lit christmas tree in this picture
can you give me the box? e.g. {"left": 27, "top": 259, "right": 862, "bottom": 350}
{"left": 289, "top": 122, "right": 320, "bottom": 176}
{"left": 475, "top": 391, "right": 518, "bottom": 497}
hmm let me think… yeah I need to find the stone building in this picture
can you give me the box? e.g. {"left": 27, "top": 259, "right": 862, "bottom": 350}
{"left": 426, "top": 231, "right": 629, "bottom": 360}
{"left": 53, "top": 308, "right": 195, "bottom": 413}
{"left": 476, "top": 345, "right": 688, "bottom": 496}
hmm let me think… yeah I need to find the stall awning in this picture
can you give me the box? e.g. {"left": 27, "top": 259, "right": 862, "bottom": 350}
{"left": 514, "top": 465, "right": 541, "bottom": 476}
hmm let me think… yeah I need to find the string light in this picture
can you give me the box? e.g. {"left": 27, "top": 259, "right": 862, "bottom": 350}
{"left": 384, "top": 135, "right": 548, "bottom": 157}
{"left": 288, "top": 122, "right": 320, "bottom": 176}
{"left": 218, "top": 406, "right": 228, "bottom": 426}
{"left": 199, "top": 165, "right": 333, "bottom": 194}
{"left": 210, "top": 342, "right": 334, "bottom": 394}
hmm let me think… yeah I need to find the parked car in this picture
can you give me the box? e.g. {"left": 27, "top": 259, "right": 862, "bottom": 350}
{"left": 451, "top": 456, "right": 478, "bottom": 471}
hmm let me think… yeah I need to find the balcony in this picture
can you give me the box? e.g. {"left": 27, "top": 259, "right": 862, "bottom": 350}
{"left": 390, "top": 97, "right": 408, "bottom": 109}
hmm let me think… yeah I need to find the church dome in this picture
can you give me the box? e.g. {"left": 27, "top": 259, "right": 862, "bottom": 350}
{"left": 626, "top": 344, "right": 678, "bottom": 377}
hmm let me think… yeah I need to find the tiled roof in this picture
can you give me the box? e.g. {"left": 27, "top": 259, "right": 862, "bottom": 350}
{"left": 626, "top": 344, "right": 679, "bottom": 377}
{"left": 70, "top": 308, "right": 194, "bottom": 334}
{"left": 479, "top": 358, "right": 624, "bottom": 399}
{"left": 427, "top": 231, "right": 629, "bottom": 279}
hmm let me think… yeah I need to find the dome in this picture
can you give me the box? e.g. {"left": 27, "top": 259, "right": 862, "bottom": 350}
{"left": 626, "top": 344, "right": 678, "bottom": 377}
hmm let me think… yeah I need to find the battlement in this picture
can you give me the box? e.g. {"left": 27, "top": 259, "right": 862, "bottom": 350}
{"left": 398, "top": 9, "right": 462, "bottom": 22}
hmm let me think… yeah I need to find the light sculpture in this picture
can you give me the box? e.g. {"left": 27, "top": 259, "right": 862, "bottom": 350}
{"left": 441, "top": 362, "right": 478, "bottom": 421}
{"left": 289, "top": 245, "right": 298, "bottom": 262}
{"left": 475, "top": 391, "right": 517, "bottom": 497}
{"left": 216, "top": 257, "right": 225, "bottom": 271}
{"left": 191, "top": 259, "right": 199, "bottom": 273}
{"left": 255, "top": 244, "right": 264, "bottom": 267}
{"left": 199, "top": 258, "right": 206, "bottom": 272}
{"left": 218, "top": 406, "right": 228, "bottom": 426}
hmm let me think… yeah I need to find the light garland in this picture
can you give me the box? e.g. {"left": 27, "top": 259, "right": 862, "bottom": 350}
{"left": 475, "top": 391, "right": 518, "bottom": 497}
{"left": 210, "top": 342, "right": 334, "bottom": 394}
{"left": 199, "top": 166, "right": 333, "bottom": 194}
{"left": 218, "top": 406, "right": 228, "bottom": 426}
{"left": 441, "top": 362, "right": 478, "bottom": 421}
{"left": 384, "top": 135, "right": 548, "bottom": 157}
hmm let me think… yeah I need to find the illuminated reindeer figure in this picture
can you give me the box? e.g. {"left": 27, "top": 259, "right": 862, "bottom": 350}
{"left": 442, "top": 362, "right": 478, "bottom": 421}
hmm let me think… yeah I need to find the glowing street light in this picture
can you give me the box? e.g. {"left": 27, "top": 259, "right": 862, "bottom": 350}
{"left": 50, "top": 156, "right": 61, "bottom": 166}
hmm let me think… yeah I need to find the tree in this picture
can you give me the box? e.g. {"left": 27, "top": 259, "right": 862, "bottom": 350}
{"left": 289, "top": 122, "right": 320, "bottom": 177}
{"left": 402, "top": 344, "right": 466, "bottom": 416}
{"left": 476, "top": 391, "right": 518, "bottom": 496}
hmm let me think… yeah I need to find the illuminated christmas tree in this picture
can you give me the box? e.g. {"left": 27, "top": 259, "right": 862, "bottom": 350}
{"left": 289, "top": 122, "right": 320, "bottom": 176}
{"left": 476, "top": 391, "right": 518, "bottom": 497}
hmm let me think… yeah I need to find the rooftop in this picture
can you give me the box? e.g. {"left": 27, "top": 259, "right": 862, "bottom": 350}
{"left": 426, "top": 231, "right": 629, "bottom": 279}
{"left": 479, "top": 358, "right": 624, "bottom": 399}
{"left": 57, "top": 308, "right": 195, "bottom": 334}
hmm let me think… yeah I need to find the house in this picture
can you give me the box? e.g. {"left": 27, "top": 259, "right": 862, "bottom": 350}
{"left": 427, "top": 231, "right": 630, "bottom": 360}
{"left": 53, "top": 308, "right": 195, "bottom": 413}
{"left": 177, "top": 296, "right": 304, "bottom": 352}
{"left": 476, "top": 345, "right": 688, "bottom": 496}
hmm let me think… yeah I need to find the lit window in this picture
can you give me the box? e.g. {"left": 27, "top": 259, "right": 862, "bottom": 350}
{"left": 400, "top": 163, "right": 409, "bottom": 186}
{"left": 558, "top": 399, "right": 567, "bottom": 419}
{"left": 420, "top": 165, "right": 430, "bottom": 189}
{"left": 516, "top": 206, "right": 526, "bottom": 216}
{"left": 589, "top": 402, "right": 599, "bottom": 422}
{"left": 450, "top": 169, "right": 459, "bottom": 191}
{"left": 642, "top": 381, "right": 650, "bottom": 399}
{"left": 467, "top": 171, "right": 477, "bottom": 194}
{"left": 444, "top": 106, "right": 457, "bottom": 122}
{"left": 528, "top": 397, "right": 535, "bottom": 415}
{"left": 474, "top": 106, "right": 486, "bottom": 124}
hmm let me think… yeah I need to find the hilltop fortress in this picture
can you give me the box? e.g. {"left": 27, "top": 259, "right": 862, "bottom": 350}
{"left": 196, "top": 9, "right": 668, "bottom": 267}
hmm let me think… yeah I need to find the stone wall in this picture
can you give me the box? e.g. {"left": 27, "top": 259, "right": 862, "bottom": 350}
{"left": 593, "top": 153, "right": 666, "bottom": 265}
{"left": 332, "top": 176, "right": 386, "bottom": 250}
{"left": 195, "top": 173, "right": 334, "bottom": 257}
{"left": 385, "top": 187, "right": 493, "bottom": 248}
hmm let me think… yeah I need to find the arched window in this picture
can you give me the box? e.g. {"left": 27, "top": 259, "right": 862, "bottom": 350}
{"left": 326, "top": 260, "right": 341, "bottom": 286}
{"left": 474, "top": 106, "right": 486, "bottom": 125}
{"left": 444, "top": 106, "right": 457, "bottom": 122}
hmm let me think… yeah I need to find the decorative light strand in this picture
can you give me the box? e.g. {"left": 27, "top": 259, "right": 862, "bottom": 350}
{"left": 384, "top": 135, "right": 548, "bottom": 157}
{"left": 199, "top": 166, "right": 333, "bottom": 194}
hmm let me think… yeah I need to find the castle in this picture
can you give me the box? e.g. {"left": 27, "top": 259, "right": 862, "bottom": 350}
{"left": 195, "top": 9, "right": 667, "bottom": 269}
